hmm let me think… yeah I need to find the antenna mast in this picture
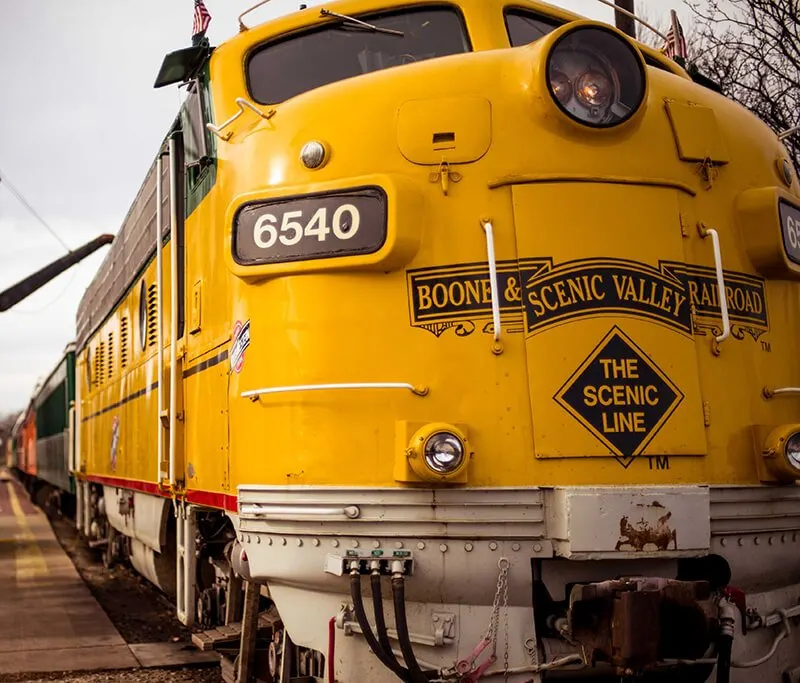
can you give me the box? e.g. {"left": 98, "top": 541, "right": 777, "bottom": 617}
{"left": 614, "top": 0, "right": 637, "bottom": 38}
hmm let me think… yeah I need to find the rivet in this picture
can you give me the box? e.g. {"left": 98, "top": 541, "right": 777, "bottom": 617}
{"left": 313, "top": 539, "right": 320, "bottom": 547}
{"left": 297, "top": 538, "right": 303, "bottom": 547}
{"left": 533, "top": 543, "right": 543, "bottom": 553}
{"left": 754, "top": 537, "right": 760, "bottom": 545}
{"left": 738, "top": 538, "right": 745, "bottom": 547}
{"left": 781, "top": 534, "right": 787, "bottom": 544}
{"left": 440, "top": 544, "right": 448, "bottom": 553}
{"left": 417, "top": 542, "right": 425, "bottom": 550}
{"left": 351, "top": 540, "right": 359, "bottom": 548}
{"left": 464, "top": 543, "right": 474, "bottom": 552}
{"left": 281, "top": 538, "right": 287, "bottom": 546}
{"left": 512, "top": 543, "right": 521, "bottom": 552}
{"left": 489, "top": 542, "right": 498, "bottom": 551}
{"left": 268, "top": 537, "right": 273, "bottom": 546}
{"left": 373, "top": 540, "right": 381, "bottom": 549}
{"left": 332, "top": 539, "right": 340, "bottom": 548}
{"left": 768, "top": 536, "right": 774, "bottom": 545}
{"left": 720, "top": 538, "right": 727, "bottom": 547}
{"left": 256, "top": 536, "right": 261, "bottom": 544}
{"left": 794, "top": 533, "right": 798, "bottom": 542}
{"left": 395, "top": 542, "right": 404, "bottom": 549}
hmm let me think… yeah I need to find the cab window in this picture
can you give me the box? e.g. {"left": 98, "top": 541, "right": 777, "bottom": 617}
{"left": 247, "top": 6, "right": 471, "bottom": 105}
{"left": 505, "top": 8, "right": 562, "bottom": 46}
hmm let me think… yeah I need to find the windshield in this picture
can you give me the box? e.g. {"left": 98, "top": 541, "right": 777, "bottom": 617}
{"left": 247, "top": 6, "right": 471, "bottom": 105}
{"left": 505, "top": 8, "right": 562, "bottom": 46}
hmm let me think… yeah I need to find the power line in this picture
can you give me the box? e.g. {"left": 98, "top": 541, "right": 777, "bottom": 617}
{"left": 0, "top": 167, "right": 71, "bottom": 252}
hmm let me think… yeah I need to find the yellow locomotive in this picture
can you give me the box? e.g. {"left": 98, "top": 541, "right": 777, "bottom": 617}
{"left": 70, "top": 0, "right": 800, "bottom": 680}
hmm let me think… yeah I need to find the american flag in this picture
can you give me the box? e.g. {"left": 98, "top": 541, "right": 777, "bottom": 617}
{"left": 192, "top": 0, "right": 211, "bottom": 40}
{"left": 663, "top": 10, "right": 688, "bottom": 61}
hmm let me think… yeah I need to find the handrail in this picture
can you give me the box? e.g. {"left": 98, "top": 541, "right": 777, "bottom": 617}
{"left": 763, "top": 387, "right": 800, "bottom": 399}
{"left": 699, "top": 224, "right": 730, "bottom": 347}
{"left": 206, "top": 97, "right": 275, "bottom": 141}
{"left": 156, "top": 153, "right": 166, "bottom": 483}
{"left": 240, "top": 504, "right": 361, "bottom": 519}
{"left": 480, "top": 219, "right": 502, "bottom": 345}
{"left": 242, "top": 382, "right": 429, "bottom": 400}
{"left": 168, "top": 138, "right": 179, "bottom": 487}
{"left": 237, "top": 0, "right": 274, "bottom": 31}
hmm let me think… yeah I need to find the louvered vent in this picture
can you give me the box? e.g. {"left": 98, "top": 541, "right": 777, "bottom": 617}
{"left": 120, "top": 317, "right": 129, "bottom": 369}
{"left": 107, "top": 332, "right": 114, "bottom": 381}
{"left": 147, "top": 284, "right": 158, "bottom": 347}
{"left": 97, "top": 341, "right": 105, "bottom": 386}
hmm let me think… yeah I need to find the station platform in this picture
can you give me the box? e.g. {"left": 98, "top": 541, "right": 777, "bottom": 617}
{"left": 0, "top": 470, "right": 217, "bottom": 676}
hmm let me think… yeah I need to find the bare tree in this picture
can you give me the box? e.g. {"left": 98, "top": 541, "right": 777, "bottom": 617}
{"left": 687, "top": 0, "right": 800, "bottom": 168}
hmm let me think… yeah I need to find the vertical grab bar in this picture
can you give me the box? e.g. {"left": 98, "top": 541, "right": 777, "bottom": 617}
{"left": 480, "top": 219, "right": 503, "bottom": 355}
{"left": 168, "top": 137, "right": 179, "bottom": 487}
{"left": 699, "top": 223, "right": 731, "bottom": 350}
{"left": 156, "top": 152, "right": 166, "bottom": 483}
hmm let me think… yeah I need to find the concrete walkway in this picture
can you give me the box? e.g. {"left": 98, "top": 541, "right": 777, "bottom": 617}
{"left": 0, "top": 471, "right": 217, "bottom": 675}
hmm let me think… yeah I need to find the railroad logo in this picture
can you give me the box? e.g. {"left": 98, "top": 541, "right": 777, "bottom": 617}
{"left": 230, "top": 320, "right": 251, "bottom": 374}
{"left": 554, "top": 327, "right": 684, "bottom": 469}
{"left": 407, "top": 257, "right": 769, "bottom": 342}
{"left": 110, "top": 416, "right": 120, "bottom": 472}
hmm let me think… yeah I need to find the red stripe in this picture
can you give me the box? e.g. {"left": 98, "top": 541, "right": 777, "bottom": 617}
{"left": 81, "top": 474, "right": 237, "bottom": 512}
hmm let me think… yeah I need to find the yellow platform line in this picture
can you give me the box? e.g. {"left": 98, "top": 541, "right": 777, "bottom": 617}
{"left": 7, "top": 482, "right": 48, "bottom": 581}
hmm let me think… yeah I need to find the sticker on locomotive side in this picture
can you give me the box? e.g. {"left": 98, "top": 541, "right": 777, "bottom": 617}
{"left": 230, "top": 320, "right": 251, "bottom": 374}
{"left": 407, "top": 257, "right": 769, "bottom": 341}
{"left": 554, "top": 327, "right": 684, "bottom": 469}
{"left": 110, "top": 415, "right": 120, "bottom": 472}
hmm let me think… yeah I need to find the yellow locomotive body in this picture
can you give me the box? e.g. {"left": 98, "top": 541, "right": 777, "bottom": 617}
{"left": 73, "top": 0, "right": 800, "bottom": 680}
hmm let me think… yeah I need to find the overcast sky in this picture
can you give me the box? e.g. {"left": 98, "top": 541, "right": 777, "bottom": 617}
{"left": 0, "top": 0, "right": 696, "bottom": 414}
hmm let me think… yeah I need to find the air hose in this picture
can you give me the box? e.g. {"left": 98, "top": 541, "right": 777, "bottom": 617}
{"left": 372, "top": 572, "right": 405, "bottom": 671}
{"left": 350, "top": 568, "right": 413, "bottom": 681}
{"left": 392, "top": 574, "right": 431, "bottom": 683}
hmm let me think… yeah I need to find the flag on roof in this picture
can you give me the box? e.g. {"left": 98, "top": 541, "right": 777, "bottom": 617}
{"left": 663, "top": 10, "right": 688, "bottom": 62}
{"left": 192, "top": 0, "right": 211, "bottom": 45}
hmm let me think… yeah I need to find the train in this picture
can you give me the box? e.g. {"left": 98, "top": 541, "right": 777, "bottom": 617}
{"left": 6, "top": 0, "right": 800, "bottom": 681}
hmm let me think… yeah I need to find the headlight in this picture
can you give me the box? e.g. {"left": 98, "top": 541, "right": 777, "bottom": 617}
{"left": 546, "top": 26, "right": 646, "bottom": 128}
{"left": 786, "top": 433, "right": 800, "bottom": 470}
{"left": 424, "top": 432, "right": 465, "bottom": 473}
{"left": 404, "top": 423, "right": 470, "bottom": 483}
{"left": 762, "top": 424, "right": 800, "bottom": 483}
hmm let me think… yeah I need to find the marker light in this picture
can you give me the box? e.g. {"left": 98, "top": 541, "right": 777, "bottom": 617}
{"left": 762, "top": 424, "right": 800, "bottom": 483}
{"left": 300, "top": 140, "right": 327, "bottom": 169}
{"left": 547, "top": 26, "right": 646, "bottom": 128}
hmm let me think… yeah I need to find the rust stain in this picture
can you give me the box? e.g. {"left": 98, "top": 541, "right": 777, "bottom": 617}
{"left": 615, "top": 506, "right": 677, "bottom": 551}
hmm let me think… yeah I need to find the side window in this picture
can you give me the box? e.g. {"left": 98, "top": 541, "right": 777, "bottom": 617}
{"left": 182, "top": 81, "right": 208, "bottom": 170}
{"left": 505, "top": 8, "right": 562, "bottom": 47}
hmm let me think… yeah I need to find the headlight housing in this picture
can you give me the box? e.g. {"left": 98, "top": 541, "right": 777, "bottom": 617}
{"left": 546, "top": 25, "right": 646, "bottom": 128}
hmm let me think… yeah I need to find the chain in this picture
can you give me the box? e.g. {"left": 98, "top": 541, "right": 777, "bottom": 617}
{"left": 481, "top": 558, "right": 510, "bottom": 663}
{"left": 502, "top": 560, "right": 510, "bottom": 681}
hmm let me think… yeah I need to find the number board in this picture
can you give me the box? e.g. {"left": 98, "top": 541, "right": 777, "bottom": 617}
{"left": 779, "top": 199, "right": 800, "bottom": 265}
{"left": 233, "top": 187, "right": 387, "bottom": 265}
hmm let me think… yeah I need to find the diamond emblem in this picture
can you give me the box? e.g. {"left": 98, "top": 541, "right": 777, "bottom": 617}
{"left": 555, "top": 327, "right": 684, "bottom": 468}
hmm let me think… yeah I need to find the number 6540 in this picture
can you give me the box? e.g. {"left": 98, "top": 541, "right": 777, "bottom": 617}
{"left": 253, "top": 205, "right": 361, "bottom": 249}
